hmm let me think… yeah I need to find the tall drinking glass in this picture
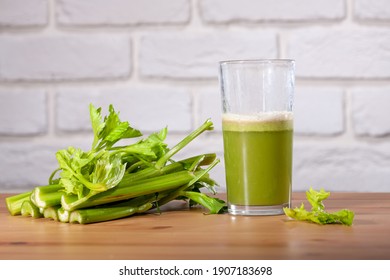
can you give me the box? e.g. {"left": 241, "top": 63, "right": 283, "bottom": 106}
{"left": 219, "top": 59, "right": 295, "bottom": 215}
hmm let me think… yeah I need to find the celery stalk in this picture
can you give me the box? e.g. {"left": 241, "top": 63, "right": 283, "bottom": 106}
{"left": 58, "top": 207, "right": 70, "bottom": 223}
{"left": 155, "top": 158, "right": 220, "bottom": 207}
{"left": 154, "top": 119, "right": 214, "bottom": 169}
{"left": 43, "top": 206, "right": 61, "bottom": 221}
{"left": 33, "top": 184, "right": 63, "bottom": 208}
{"left": 5, "top": 191, "right": 32, "bottom": 216}
{"left": 69, "top": 199, "right": 154, "bottom": 224}
{"left": 21, "top": 200, "right": 43, "bottom": 218}
{"left": 120, "top": 153, "right": 217, "bottom": 186}
{"left": 62, "top": 169, "right": 208, "bottom": 211}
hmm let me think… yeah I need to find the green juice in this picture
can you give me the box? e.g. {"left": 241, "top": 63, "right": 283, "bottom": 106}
{"left": 222, "top": 113, "right": 293, "bottom": 209}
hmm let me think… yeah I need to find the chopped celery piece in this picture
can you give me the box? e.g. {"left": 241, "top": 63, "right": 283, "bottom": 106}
{"left": 33, "top": 184, "right": 63, "bottom": 208}
{"left": 21, "top": 200, "right": 43, "bottom": 218}
{"left": 6, "top": 192, "right": 32, "bottom": 216}
{"left": 58, "top": 207, "right": 70, "bottom": 223}
{"left": 43, "top": 206, "right": 61, "bottom": 221}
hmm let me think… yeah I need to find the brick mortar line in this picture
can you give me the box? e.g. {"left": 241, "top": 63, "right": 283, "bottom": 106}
{"left": 1, "top": 0, "right": 389, "bottom": 33}
{"left": 47, "top": 0, "right": 56, "bottom": 32}
{"left": 1, "top": 78, "right": 390, "bottom": 87}
{"left": 2, "top": 20, "right": 389, "bottom": 35}
{"left": 130, "top": 33, "right": 141, "bottom": 84}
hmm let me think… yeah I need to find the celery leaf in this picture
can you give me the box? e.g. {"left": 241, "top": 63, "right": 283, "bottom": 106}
{"left": 284, "top": 187, "right": 355, "bottom": 226}
{"left": 91, "top": 104, "right": 142, "bottom": 151}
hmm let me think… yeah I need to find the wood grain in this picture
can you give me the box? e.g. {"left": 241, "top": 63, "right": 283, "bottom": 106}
{"left": 1, "top": 192, "right": 390, "bottom": 260}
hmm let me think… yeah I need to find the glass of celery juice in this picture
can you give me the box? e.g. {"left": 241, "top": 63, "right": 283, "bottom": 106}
{"left": 219, "top": 59, "right": 295, "bottom": 215}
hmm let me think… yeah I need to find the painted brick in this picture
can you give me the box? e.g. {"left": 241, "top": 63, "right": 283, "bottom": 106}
{"left": 139, "top": 31, "right": 277, "bottom": 79}
{"left": 0, "top": 140, "right": 90, "bottom": 192}
{"left": 196, "top": 88, "right": 222, "bottom": 131}
{"left": 0, "top": 90, "right": 47, "bottom": 135}
{"left": 294, "top": 87, "right": 344, "bottom": 135}
{"left": 200, "top": 0, "right": 345, "bottom": 23}
{"left": 56, "top": 87, "right": 192, "bottom": 133}
{"left": 354, "top": 0, "right": 390, "bottom": 21}
{"left": 56, "top": 0, "right": 190, "bottom": 26}
{"left": 0, "top": 35, "right": 130, "bottom": 81}
{"left": 0, "top": 143, "right": 58, "bottom": 192}
{"left": 351, "top": 87, "right": 390, "bottom": 137}
{"left": 288, "top": 27, "right": 390, "bottom": 79}
{"left": 293, "top": 141, "right": 390, "bottom": 192}
{"left": 0, "top": 0, "right": 47, "bottom": 27}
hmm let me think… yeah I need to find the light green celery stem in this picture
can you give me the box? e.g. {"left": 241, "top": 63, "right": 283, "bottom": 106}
{"left": 119, "top": 161, "right": 184, "bottom": 186}
{"left": 62, "top": 169, "right": 208, "bottom": 211}
{"left": 21, "top": 200, "right": 43, "bottom": 218}
{"left": 126, "top": 160, "right": 146, "bottom": 173}
{"left": 58, "top": 208, "right": 70, "bottom": 223}
{"left": 180, "top": 153, "right": 217, "bottom": 167}
{"left": 155, "top": 119, "right": 214, "bottom": 169}
{"left": 69, "top": 197, "right": 155, "bottom": 224}
{"left": 179, "top": 190, "right": 226, "bottom": 214}
{"left": 155, "top": 158, "right": 220, "bottom": 207}
{"left": 126, "top": 153, "right": 217, "bottom": 174}
{"left": 33, "top": 184, "right": 63, "bottom": 208}
{"left": 119, "top": 153, "right": 217, "bottom": 186}
{"left": 48, "top": 168, "right": 61, "bottom": 185}
{"left": 5, "top": 191, "right": 32, "bottom": 216}
{"left": 30, "top": 191, "right": 38, "bottom": 206}
{"left": 43, "top": 206, "right": 61, "bottom": 221}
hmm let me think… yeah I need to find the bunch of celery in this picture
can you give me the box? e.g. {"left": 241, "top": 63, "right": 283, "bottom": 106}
{"left": 6, "top": 104, "right": 226, "bottom": 224}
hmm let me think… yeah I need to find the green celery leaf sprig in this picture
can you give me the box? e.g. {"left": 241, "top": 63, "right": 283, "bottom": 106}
{"left": 283, "top": 188, "right": 355, "bottom": 226}
{"left": 90, "top": 104, "right": 142, "bottom": 151}
{"left": 55, "top": 104, "right": 164, "bottom": 198}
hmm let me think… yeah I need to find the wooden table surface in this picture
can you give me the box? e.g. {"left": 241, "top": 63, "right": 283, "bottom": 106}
{"left": 1, "top": 192, "right": 389, "bottom": 260}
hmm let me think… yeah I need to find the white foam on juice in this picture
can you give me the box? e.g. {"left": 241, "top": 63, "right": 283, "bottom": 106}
{"left": 222, "top": 112, "right": 293, "bottom": 132}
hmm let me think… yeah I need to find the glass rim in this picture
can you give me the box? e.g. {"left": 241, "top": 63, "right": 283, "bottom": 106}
{"left": 219, "top": 59, "right": 295, "bottom": 65}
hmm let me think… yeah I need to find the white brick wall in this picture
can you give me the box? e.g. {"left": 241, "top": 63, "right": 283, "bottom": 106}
{"left": 0, "top": 0, "right": 47, "bottom": 27}
{"left": 294, "top": 87, "right": 344, "bottom": 135}
{"left": 196, "top": 88, "right": 222, "bottom": 131}
{"left": 288, "top": 27, "right": 390, "bottom": 79}
{"left": 56, "top": 0, "right": 190, "bottom": 26}
{"left": 139, "top": 31, "right": 277, "bottom": 79}
{"left": 354, "top": 0, "right": 390, "bottom": 21}
{"left": 1, "top": 0, "right": 390, "bottom": 193}
{"left": 200, "top": 0, "right": 346, "bottom": 23}
{"left": 293, "top": 142, "right": 390, "bottom": 192}
{"left": 351, "top": 88, "right": 390, "bottom": 137}
{"left": 56, "top": 87, "right": 193, "bottom": 133}
{"left": 0, "top": 90, "right": 47, "bottom": 135}
{"left": 0, "top": 143, "right": 59, "bottom": 191}
{"left": 0, "top": 36, "right": 131, "bottom": 81}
